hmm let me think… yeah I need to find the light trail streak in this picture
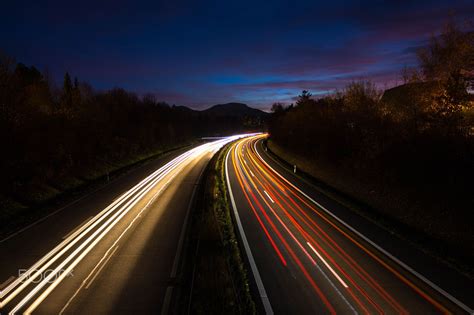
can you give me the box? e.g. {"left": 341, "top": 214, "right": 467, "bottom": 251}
{"left": 258, "top": 173, "right": 385, "bottom": 313}
{"left": 258, "top": 139, "right": 412, "bottom": 313}
{"left": 4, "top": 153, "right": 188, "bottom": 309}
{"left": 243, "top": 147, "right": 381, "bottom": 313}
{"left": 226, "top": 135, "right": 464, "bottom": 314}
{"left": 231, "top": 142, "right": 288, "bottom": 266}
{"left": 232, "top": 139, "right": 337, "bottom": 314}
{"left": 234, "top": 139, "right": 358, "bottom": 313}
{"left": 254, "top": 140, "right": 450, "bottom": 313}
{"left": 245, "top": 139, "right": 397, "bottom": 313}
{"left": 263, "top": 190, "right": 274, "bottom": 203}
{"left": 307, "top": 242, "right": 348, "bottom": 288}
{"left": 0, "top": 134, "right": 253, "bottom": 314}
{"left": 1, "top": 151, "right": 190, "bottom": 301}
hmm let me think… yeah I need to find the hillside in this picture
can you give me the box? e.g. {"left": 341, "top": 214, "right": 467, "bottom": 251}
{"left": 201, "top": 102, "right": 269, "bottom": 118}
{"left": 170, "top": 103, "right": 268, "bottom": 136}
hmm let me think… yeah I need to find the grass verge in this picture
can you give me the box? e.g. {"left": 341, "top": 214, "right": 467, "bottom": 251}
{"left": 266, "top": 139, "right": 474, "bottom": 279}
{"left": 179, "top": 143, "right": 257, "bottom": 314}
{"left": 0, "top": 141, "right": 199, "bottom": 240}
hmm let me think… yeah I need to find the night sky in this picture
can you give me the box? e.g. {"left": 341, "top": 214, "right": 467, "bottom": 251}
{"left": 2, "top": 0, "right": 473, "bottom": 110}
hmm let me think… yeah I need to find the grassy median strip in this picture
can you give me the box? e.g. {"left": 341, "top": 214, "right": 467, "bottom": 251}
{"left": 181, "top": 143, "right": 257, "bottom": 314}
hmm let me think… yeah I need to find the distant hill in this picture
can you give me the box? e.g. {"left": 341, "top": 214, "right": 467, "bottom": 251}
{"left": 171, "top": 105, "right": 196, "bottom": 114}
{"left": 186, "top": 102, "right": 269, "bottom": 134}
{"left": 201, "top": 102, "right": 269, "bottom": 118}
{"left": 172, "top": 102, "right": 268, "bottom": 135}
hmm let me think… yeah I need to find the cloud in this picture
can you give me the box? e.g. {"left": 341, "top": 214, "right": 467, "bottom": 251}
{"left": 3, "top": 0, "right": 473, "bottom": 109}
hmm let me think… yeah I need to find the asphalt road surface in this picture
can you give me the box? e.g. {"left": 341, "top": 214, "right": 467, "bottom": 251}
{"left": 225, "top": 134, "right": 474, "bottom": 314}
{"left": 0, "top": 135, "right": 247, "bottom": 314}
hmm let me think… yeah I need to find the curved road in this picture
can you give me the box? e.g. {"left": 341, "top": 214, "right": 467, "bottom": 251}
{"left": 0, "top": 136, "right": 246, "bottom": 314}
{"left": 226, "top": 134, "right": 473, "bottom": 314}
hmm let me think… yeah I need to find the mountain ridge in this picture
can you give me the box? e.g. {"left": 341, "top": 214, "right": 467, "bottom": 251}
{"left": 173, "top": 102, "right": 268, "bottom": 117}
{"left": 201, "top": 102, "right": 269, "bottom": 117}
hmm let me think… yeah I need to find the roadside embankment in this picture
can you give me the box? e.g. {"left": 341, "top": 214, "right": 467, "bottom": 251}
{"left": 0, "top": 141, "right": 198, "bottom": 240}
{"left": 267, "top": 139, "right": 474, "bottom": 279}
{"left": 180, "top": 142, "right": 257, "bottom": 314}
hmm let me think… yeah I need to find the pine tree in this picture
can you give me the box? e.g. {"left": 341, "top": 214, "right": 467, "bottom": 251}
{"left": 63, "top": 72, "right": 72, "bottom": 96}
{"left": 61, "top": 72, "right": 73, "bottom": 113}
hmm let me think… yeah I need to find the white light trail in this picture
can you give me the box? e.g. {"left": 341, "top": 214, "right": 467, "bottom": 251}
{"left": 0, "top": 134, "right": 253, "bottom": 314}
{"left": 307, "top": 242, "right": 349, "bottom": 288}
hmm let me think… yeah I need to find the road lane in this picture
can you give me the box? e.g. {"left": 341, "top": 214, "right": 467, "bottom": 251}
{"left": 226, "top": 135, "right": 473, "bottom": 314}
{"left": 0, "top": 135, "right": 249, "bottom": 314}
{"left": 44, "top": 153, "right": 209, "bottom": 314}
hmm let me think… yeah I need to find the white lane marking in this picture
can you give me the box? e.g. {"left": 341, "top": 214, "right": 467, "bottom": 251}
{"left": 3, "top": 158, "right": 179, "bottom": 308}
{"left": 18, "top": 167, "right": 180, "bottom": 314}
{"left": 3, "top": 143, "right": 217, "bottom": 301}
{"left": 10, "top": 145, "right": 222, "bottom": 312}
{"left": 226, "top": 145, "right": 274, "bottom": 315}
{"left": 23, "top": 141, "right": 239, "bottom": 314}
{"left": 1, "top": 151, "right": 190, "bottom": 302}
{"left": 60, "top": 166, "right": 184, "bottom": 314}
{"left": 60, "top": 255, "right": 104, "bottom": 314}
{"left": 161, "top": 162, "right": 208, "bottom": 315}
{"left": 307, "top": 242, "right": 348, "bottom": 288}
{"left": 247, "top": 157, "right": 356, "bottom": 313}
{"left": 263, "top": 190, "right": 274, "bottom": 203}
{"left": 11, "top": 136, "right": 250, "bottom": 313}
{"left": 1, "top": 136, "right": 251, "bottom": 312}
{"left": 240, "top": 138, "right": 357, "bottom": 314}
{"left": 85, "top": 245, "right": 119, "bottom": 290}
{"left": 311, "top": 253, "right": 357, "bottom": 314}
{"left": 255, "top": 139, "right": 474, "bottom": 314}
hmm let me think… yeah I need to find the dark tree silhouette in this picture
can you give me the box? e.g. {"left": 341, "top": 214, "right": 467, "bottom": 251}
{"left": 0, "top": 59, "right": 264, "bottom": 211}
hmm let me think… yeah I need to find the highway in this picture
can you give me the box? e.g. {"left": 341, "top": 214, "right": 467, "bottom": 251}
{"left": 225, "top": 134, "right": 474, "bottom": 314}
{"left": 0, "top": 135, "right": 247, "bottom": 314}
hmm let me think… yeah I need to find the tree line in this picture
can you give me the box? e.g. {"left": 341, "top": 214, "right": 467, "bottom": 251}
{"left": 0, "top": 57, "right": 256, "bottom": 207}
{"left": 268, "top": 21, "right": 474, "bottom": 255}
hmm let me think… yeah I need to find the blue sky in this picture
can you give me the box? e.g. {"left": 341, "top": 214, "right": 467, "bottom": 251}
{"left": 1, "top": 0, "right": 473, "bottom": 110}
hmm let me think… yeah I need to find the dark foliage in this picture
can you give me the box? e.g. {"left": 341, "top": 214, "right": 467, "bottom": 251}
{"left": 269, "top": 79, "right": 474, "bottom": 253}
{"left": 269, "top": 24, "right": 474, "bottom": 253}
{"left": 0, "top": 57, "right": 265, "bottom": 206}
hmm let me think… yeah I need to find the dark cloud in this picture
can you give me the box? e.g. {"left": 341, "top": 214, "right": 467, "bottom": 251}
{"left": 1, "top": 0, "right": 472, "bottom": 109}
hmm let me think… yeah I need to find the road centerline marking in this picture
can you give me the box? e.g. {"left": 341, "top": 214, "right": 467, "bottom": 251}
{"left": 226, "top": 144, "right": 274, "bottom": 315}
{"left": 307, "top": 242, "right": 348, "bottom": 288}
{"left": 85, "top": 245, "right": 119, "bottom": 290}
{"left": 263, "top": 190, "right": 275, "bottom": 203}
